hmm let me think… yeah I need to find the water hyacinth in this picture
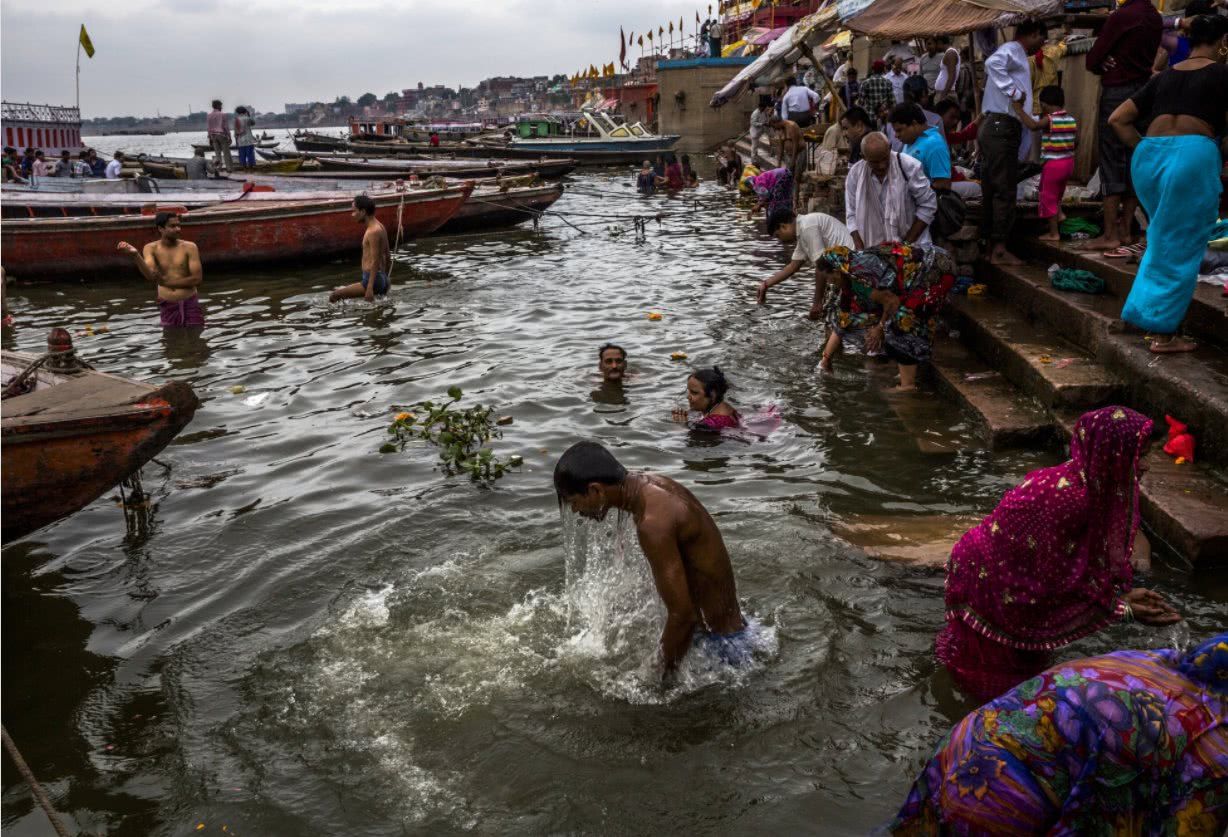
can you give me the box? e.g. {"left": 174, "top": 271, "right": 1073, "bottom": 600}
{"left": 381, "top": 386, "right": 521, "bottom": 483}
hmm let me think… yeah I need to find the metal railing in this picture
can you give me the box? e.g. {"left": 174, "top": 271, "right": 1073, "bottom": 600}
{"left": 2, "top": 102, "right": 82, "bottom": 124}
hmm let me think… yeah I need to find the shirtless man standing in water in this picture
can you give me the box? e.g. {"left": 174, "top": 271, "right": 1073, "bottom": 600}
{"left": 118, "top": 212, "right": 204, "bottom": 327}
{"left": 329, "top": 194, "right": 391, "bottom": 302}
{"left": 554, "top": 441, "right": 747, "bottom": 675}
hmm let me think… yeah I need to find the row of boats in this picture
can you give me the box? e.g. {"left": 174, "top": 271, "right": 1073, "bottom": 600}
{"left": 3, "top": 153, "right": 574, "bottom": 280}
{"left": 0, "top": 139, "right": 589, "bottom": 540}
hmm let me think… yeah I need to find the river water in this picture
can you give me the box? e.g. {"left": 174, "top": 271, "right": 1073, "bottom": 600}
{"left": 3, "top": 134, "right": 1225, "bottom": 836}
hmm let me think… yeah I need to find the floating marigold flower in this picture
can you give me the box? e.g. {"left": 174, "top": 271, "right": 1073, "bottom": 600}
{"left": 395, "top": 412, "right": 414, "bottom": 422}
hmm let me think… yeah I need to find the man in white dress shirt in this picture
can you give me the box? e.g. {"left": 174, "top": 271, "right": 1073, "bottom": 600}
{"left": 779, "top": 77, "right": 820, "bottom": 128}
{"left": 844, "top": 132, "right": 937, "bottom": 250}
{"left": 978, "top": 20, "right": 1048, "bottom": 265}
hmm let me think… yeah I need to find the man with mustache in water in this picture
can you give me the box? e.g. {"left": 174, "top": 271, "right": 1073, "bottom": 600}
{"left": 554, "top": 441, "right": 747, "bottom": 676}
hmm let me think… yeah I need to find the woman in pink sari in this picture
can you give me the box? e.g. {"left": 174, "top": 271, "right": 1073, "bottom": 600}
{"left": 672, "top": 367, "right": 741, "bottom": 431}
{"left": 937, "top": 405, "right": 1182, "bottom": 703}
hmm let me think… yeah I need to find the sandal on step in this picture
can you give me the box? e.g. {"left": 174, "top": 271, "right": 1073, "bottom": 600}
{"left": 1103, "top": 246, "right": 1134, "bottom": 259}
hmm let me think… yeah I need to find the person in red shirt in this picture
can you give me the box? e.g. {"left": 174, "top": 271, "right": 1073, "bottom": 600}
{"left": 428, "top": 131, "right": 440, "bottom": 147}
{"left": 1085, "top": 0, "right": 1162, "bottom": 255}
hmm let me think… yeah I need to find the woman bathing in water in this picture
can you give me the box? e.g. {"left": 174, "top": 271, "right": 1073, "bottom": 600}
{"left": 673, "top": 367, "right": 740, "bottom": 430}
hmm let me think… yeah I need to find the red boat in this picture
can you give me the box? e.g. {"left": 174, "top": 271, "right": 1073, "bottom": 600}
{"left": 2, "top": 329, "right": 200, "bottom": 542}
{"left": 0, "top": 181, "right": 474, "bottom": 280}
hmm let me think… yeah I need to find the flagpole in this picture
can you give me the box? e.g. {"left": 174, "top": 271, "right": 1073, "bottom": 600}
{"left": 76, "top": 36, "right": 81, "bottom": 112}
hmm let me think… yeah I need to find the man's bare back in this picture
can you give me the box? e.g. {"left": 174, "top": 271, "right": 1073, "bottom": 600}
{"left": 362, "top": 219, "right": 391, "bottom": 277}
{"left": 627, "top": 473, "right": 745, "bottom": 669}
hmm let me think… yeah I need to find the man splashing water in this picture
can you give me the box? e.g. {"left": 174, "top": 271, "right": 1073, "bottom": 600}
{"left": 553, "top": 442, "right": 747, "bottom": 678}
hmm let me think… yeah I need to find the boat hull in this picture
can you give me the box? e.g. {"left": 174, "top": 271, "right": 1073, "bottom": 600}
{"left": 1, "top": 360, "right": 200, "bottom": 542}
{"left": 0, "top": 183, "right": 473, "bottom": 280}
{"left": 436, "top": 184, "right": 564, "bottom": 234}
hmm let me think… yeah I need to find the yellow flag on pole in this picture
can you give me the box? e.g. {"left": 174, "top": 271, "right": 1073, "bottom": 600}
{"left": 79, "top": 24, "right": 95, "bottom": 58}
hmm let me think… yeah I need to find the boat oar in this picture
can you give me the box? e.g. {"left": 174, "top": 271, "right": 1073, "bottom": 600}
{"left": 1, "top": 724, "right": 72, "bottom": 837}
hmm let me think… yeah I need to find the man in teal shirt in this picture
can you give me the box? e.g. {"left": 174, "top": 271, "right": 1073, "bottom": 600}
{"left": 890, "top": 102, "right": 951, "bottom": 191}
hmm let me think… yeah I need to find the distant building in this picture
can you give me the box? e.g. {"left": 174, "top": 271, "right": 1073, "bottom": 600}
{"left": 284, "top": 102, "right": 311, "bottom": 114}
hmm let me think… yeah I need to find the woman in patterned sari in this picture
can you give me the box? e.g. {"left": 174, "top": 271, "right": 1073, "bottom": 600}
{"left": 937, "top": 406, "right": 1181, "bottom": 704}
{"left": 892, "top": 633, "right": 1228, "bottom": 836}
{"left": 744, "top": 167, "right": 794, "bottom": 219}
{"left": 814, "top": 243, "right": 955, "bottom": 387}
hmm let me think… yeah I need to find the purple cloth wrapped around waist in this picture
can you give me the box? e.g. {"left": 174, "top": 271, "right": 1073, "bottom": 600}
{"left": 159, "top": 294, "right": 205, "bottom": 328}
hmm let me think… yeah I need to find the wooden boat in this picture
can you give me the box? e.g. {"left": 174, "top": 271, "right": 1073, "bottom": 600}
{"left": 0, "top": 181, "right": 474, "bottom": 280}
{"left": 292, "top": 131, "right": 348, "bottom": 152}
{"left": 309, "top": 155, "right": 576, "bottom": 180}
{"left": 2, "top": 329, "right": 199, "bottom": 542}
{"left": 141, "top": 157, "right": 313, "bottom": 178}
{"left": 191, "top": 138, "right": 280, "bottom": 154}
{"left": 436, "top": 182, "right": 563, "bottom": 235}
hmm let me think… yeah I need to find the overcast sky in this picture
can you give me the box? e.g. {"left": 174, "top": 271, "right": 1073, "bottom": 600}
{"left": 2, "top": 0, "right": 716, "bottom": 118}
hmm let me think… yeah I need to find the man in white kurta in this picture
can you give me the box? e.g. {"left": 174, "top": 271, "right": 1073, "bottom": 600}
{"left": 844, "top": 132, "right": 937, "bottom": 248}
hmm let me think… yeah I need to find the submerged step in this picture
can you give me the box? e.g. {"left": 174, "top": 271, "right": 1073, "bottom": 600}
{"left": 947, "top": 292, "right": 1125, "bottom": 410}
{"left": 929, "top": 337, "right": 1055, "bottom": 450}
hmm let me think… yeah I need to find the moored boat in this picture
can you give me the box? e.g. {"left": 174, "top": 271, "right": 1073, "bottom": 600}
{"left": 2, "top": 329, "right": 200, "bottom": 542}
{"left": 472, "top": 109, "right": 679, "bottom": 165}
{"left": 0, "top": 181, "right": 474, "bottom": 280}
{"left": 435, "top": 181, "right": 564, "bottom": 235}
{"left": 307, "top": 155, "right": 576, "bottom": 180}
{"left": 141, "top": 156, "right": 315, "bottom": 178}
{"left": 292, "top": 130, "right": 348, "bottom": 153}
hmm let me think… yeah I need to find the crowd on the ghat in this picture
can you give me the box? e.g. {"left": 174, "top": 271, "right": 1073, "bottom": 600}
{"left": 590, "top": 5, "right": 1228, "bottom": 831}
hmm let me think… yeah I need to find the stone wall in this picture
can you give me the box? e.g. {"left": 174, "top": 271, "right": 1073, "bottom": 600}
{"left": 656, "top": 58, "right": 757, "bottom": 153}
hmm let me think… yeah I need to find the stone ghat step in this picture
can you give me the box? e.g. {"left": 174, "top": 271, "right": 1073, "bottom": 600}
{"left": 946, "top": 293, "right": 1126, "bottom": 410}
{"left": 928, "top": 336, "right": 1056, "bottom": 450}
{"left": 1013, "top": 237, "right": 1228, "bottom": 350}
{"left": 979, "top": 258, "right": 1228, "bottom": 468}
{"left": 1053, "top": 410, "right": 1228, "bottom": 564}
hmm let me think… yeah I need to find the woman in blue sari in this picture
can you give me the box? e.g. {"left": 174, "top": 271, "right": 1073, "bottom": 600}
{"left": 1108, "top": 14, "right": 1228, "bottom": 353}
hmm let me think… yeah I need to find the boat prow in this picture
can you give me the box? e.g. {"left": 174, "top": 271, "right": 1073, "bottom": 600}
{"left": 2, "top": 330, "right": 200, "bottom": 542}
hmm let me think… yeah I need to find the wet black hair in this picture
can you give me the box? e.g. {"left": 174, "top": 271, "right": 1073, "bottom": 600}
{"left": 1189, "top": 13, "right": 1228, "bottom": 47}
{"left": 1184, "top": 0, "right": 1215, "bottom": 15}
{"left": 767, "top": 207, "right": 797, "bottom": 235}
{"left": 934, "top": 98, "right": 961, "bottom": 115}
{"left": 553, "top": 441, "right": 628, "bottom": 499}
{"left": 841, "top": 106, "right": 871, "bottom": 127}
{"left": 1038, "top": 85, "right": 1065, "bottom": 107}
{"left": 353, "top": 194, "right": 376, "bottom": 215}
{"left": 154, "top": 211, "right": 178, "bottom": 229}
{"left": 889, "top": 102, "right": 927, "bottom": 126}
{"left": 665, "top": 151, "right": 678, "bottom": 165}
{"left": 212, "top": 99, "right": 223, "bottom": 109}
{"left": 235, "top": 106, "right": 248, "bottom": 115}
{"left": 690, "top": 367, "right": 729, "bottom": 406}
{"left": 598, "top": 343, "right": 626, "bottom": 361}
{"left": 1014, "top": 20, "right": 1048, "bottom": 40}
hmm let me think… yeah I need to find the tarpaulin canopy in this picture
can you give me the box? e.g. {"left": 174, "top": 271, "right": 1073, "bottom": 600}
{"left": 843, "top": 0, "right": 1060, "bottom": 38}
{"left": 709, "top": 5, "right": 841, "bottom": 107}
{"left": 750, "top": 26, "right": 790, "bottom": 46}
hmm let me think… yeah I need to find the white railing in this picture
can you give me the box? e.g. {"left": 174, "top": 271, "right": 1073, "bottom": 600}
{"left": 2, "top": 102, "right": 82, "bottom": 124}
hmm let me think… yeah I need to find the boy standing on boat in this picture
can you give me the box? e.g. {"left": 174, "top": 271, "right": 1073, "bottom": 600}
{"left": 206, "top": 100, "right": 234, "bottom": 171}
{"left": 117, "top": 212, "right": 205, "bottom": 328}
{"left": 328, "top": 195, "right": 392, "bottom": 303}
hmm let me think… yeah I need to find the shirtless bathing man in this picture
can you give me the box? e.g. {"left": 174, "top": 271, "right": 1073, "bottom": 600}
{"left": 554, "top": 441, "right": 747, "bottom": 675}
{"left": 118, "top": 211, "right": 204, "bottom": 327}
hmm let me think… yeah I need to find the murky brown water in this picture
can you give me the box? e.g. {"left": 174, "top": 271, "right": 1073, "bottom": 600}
{"left": 3, "top": 135, "right": 1226, "bottom": 836}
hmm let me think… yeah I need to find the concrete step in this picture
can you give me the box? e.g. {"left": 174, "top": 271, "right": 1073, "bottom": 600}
{"left": 1013, "top": 237, "right": 1228, "bottom": 349}
{"left": 946, "top": 292, "right": 1126, "bottom": 411}
{"left": 979, "top": 258, "right": 1228, "bottom": 467}
{"left": 1053, "top": 411, "right": 1228, "bottom": 564}
{"left": 928, "top": 336, "right": 1056, "bottom": 450}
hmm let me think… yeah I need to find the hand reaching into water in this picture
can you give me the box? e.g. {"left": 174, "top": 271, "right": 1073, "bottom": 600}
{"left": 671, "top": 408, "right": 690, "bottom": 424}
{"left": 865, "top": 325, "right": 885, "bottom": 355}
{"left": 1124, "top": 587, "right": 1182, "bottom": 626}
{"left": 757, "top": 281, "right": 769, "bottom": 305}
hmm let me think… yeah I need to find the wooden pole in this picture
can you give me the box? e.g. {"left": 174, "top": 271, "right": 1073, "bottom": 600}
{"left": 2, "top": 725, "right": 71, "bottom": 837}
